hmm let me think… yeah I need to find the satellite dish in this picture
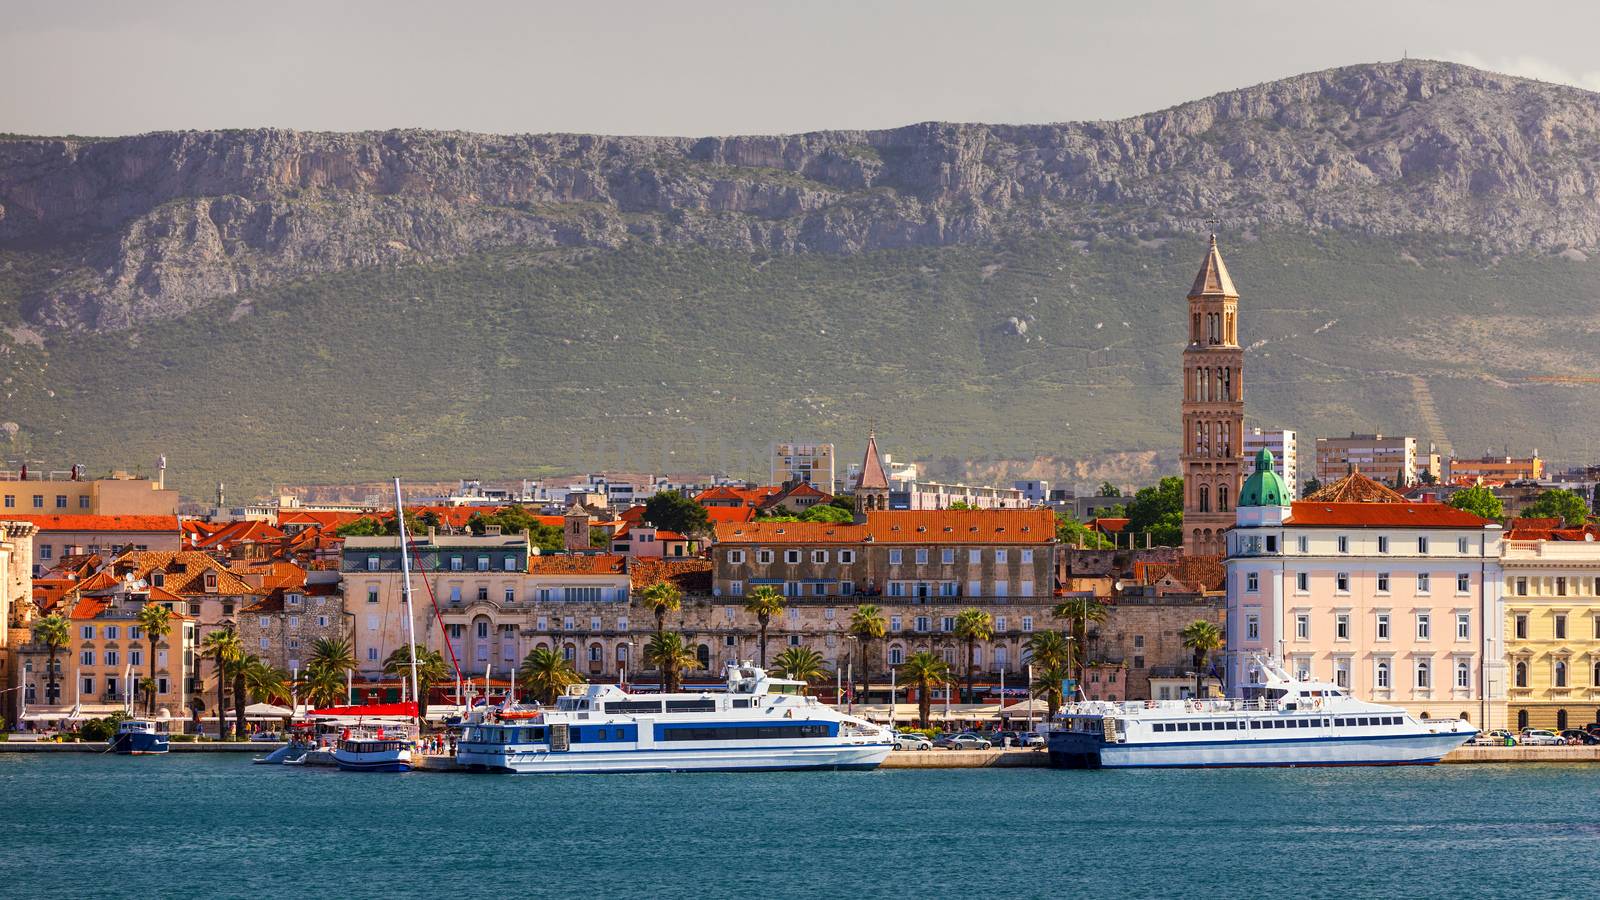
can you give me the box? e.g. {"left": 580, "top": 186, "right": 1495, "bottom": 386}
{"left": 1113, "top": 580, "right": 1124, "bottom": 592}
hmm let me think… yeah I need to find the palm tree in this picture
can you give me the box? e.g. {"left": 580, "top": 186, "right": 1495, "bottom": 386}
{"left": 242, "top": 657, "right": 290, "bottom": 705}
{"left": 772, "top": 646, "right": 828, "bottom": 693}
{"left": 848, "top": 604, "right": 887, "bottom": 701}
{"left": 518, "top": 647, "right": 584, "bottom": 705}
{"left": 1031, "top": 661, "right": 1072, "bottom": 719}
{"left": 199, "top": 627, "right": 242, "bottom": 740}
{"left": 640, "top": 582, "right": 683, "bottom": 640}
{"left": 1052, "top": 596, "right": 1107, "bottom": 684}
{"left": 232, "top": 655, "right": 249, "bottom": 740}
{"left": 645, "top": 632, "right": 697, "bottom": 693}
{"left": 743, "top": 586, "right": 786, "bottom": 668}
{"left": 953, "top": 608, "right": 994, "bottom": 703}
{"left": 1180, "top": 620, "right": 1225, "bottom": 699}
{"left": 900, "top": 651, "right": 950, "bottom": 728}
{"left": 33, "top": 613, "right": 70, "bottom": 706}
{"left": 383, "top": 645, "right": 451, "bottom": 723}
{"left": 1024, "top": 630, "right": 1072, "bottom": 672}
{"left": 135, "top": 602, "right": 173, "bottom": 715}
{"left": 307, "top": 636, "right": 356, "bottom": 679}
{"left": 302, "top": 665, "right": 348, "bottom": 708}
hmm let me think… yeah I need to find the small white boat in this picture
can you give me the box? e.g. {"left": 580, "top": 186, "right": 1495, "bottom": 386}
{"left": 1045, "top": 656, "right": 1477, "bottom": 769}
{"left": 332, "top": 725, "right": 415, "bottom": 772}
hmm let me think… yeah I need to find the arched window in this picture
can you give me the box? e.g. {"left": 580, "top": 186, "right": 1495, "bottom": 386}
{"left": 940, "top": 647, "right": 955, "bottom": 665}
{"left": 696, "top": 644, "right": 711, "bottom": 670}
{"left": 1516, "top": 661, "right": 1528, "bottom": 687}
{"left": 1558, "top": 709, "right": 1569, "bottom": 731}
{"left": 1415, "top": 660, "right": 1430, "bottom": 689}
{"left": 1517, "top": 709, "right": 1529, "bottom": 730}
{"left": 616, "top": 644, "right": 629, "bottom": 663}
{"left": 1555, "top": 660, "right": 1568, "bottom": 688}
{"left": 889, "top": 644, "right": 904, "bottom": 666}
{"left": 588, "top": 643, "right": 602, "bottom": 663}
{"left": 562, "top": 643, "right": 576, "bottom": 662}
{"left": 1217, "top": 484, "right": 1230, "bottom": 513}
{"left": 1198, "top": 485, "right": 1210, "bottom": 513}
{"left": 1375, "top": 660, "right": 1390, "bottom": 689}
{"left": 994, "top": 645, "right": 1008, "bottom": 670}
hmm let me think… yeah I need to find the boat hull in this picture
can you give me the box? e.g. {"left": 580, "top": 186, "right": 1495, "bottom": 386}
{"left": 110, "top": 731, "right": 170, "bottom": 755}
{"left": 457, "top": 742, "right": 893, "bottom": 774}
{"left": 1047, "top": 729, "right": 1474, "bottom": 769}
{"left": 333, "top": 749, "right": 413, "bottom": 772}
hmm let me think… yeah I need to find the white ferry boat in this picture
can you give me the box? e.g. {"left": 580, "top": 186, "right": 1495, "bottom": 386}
{"left": 1045, "top": 657, "right": 1477, "bottom": 768}
{"left": 456, "top": 663, "right": 894, "bottom": 774}
{"left": 333, "top": 723, "right": 416, "bottom": 772}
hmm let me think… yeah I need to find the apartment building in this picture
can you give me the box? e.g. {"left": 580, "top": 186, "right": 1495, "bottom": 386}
{"left": 771, "top": 442, "right": 836, "bottom": 489}
{"left": 1500, "top": 535, "right": 1600, "bottom": 731}
{"left": 1314, "top": 433, "right": 1423, "bottom": 486}
{"left": 1225, "top": 450, "right": 1506, "bottom": 725}
{"left": 1447, "top": 453, "right": 1544, "bottom": 484}
{"left": 0, "top": 520, "right": 36, "bottom": 722}
{"left": 1244, "top": 427, "right": 1298, "bottom": 499}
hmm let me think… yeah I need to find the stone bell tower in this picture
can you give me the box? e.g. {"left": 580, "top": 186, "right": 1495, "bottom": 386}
{"left": 1180, "top": 235, "right": 1245, "bottom": 556}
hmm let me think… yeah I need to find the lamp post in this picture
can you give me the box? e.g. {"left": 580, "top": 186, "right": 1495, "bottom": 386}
{"left": 619, "top": 640, "right": 635, "bottom": 690}
{"left": 843, "top": 634, "right": 859, "bottom": 712}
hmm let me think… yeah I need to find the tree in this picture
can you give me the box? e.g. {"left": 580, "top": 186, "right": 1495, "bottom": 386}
{"left": 900, "top": 651, "right": 951, "bottom": 728}
{"left": 1024, "top": 630, "right": 1072, "bottom": 672}
{"left": 953, "top": 608, "right": 993, "bottom": 703}
{"left": 1031, "top": 661, "right": 1072, "bottom": 719}
{"left": 1448, "top": 484, "right": 1504, "bottom": 521}
{"left": 301, "top": 665, "right": 348, "bottom": 709}
{"left": 642, "top": 491, "right": 710, "bottom": 537}
{"left": 33, "top": 613, "right": 69, "bottom": 706}
{"left": 135, "top": 602, "right": 173, "bottom": 715}
{"left": 798, "top": 504, "right": 853, "bottom": 524}
{"left": 772, "top": 646, "right": 828, "bottom": 692}
{"left": 383, "top": 645, "right": 451, "bottom": 724}
{"left": 828, "top": 495, "right": 855, "bottom": 513}
{"left": 1300, "top": 478, "right": 1321, "bottom": 499}
{"left": 199, "top": 626, "right": 242, "bottom": 740}
{"left": 518, "top": 647, "right": 584, "bottom": 705}
{"left": 1056, "top": 515, "right": 1113, "bottom": 549}
{"left": 1180, "top": 620, "right": 1225, "bottom": 699}
{"left": 1417, "top": 469, "right": 1438, "bottom": 485}
{"left": 645, "top": 632, "right": 697, "bottom": 693}
{"left": 743, "top": 586, "right": 786, "bottom": 668}
{"left": 307, "top": 636, "right": 356, "bottom": 679}
{"left": 1520, "top": 489, "right": 1590, "bottom": 527}
{"left": 947, "top": 501, "right": 977, "bottom": 511}
{"left": 1097, "top": 481, "right": 1122, "bottom": 498}
{"left": 640, "top": 581, "right": 683, "bottom": 641}
{"left": 848, "top": 604, "right": 888, "bottom": 701}
{"left": 1052, "top": 596, "right": 1107, "bottom": 685}
{"left": 334, "top": 516, "right": 386, "bottom": 537}
{"left": 242, "top": 656, "right": 290, "bottom": 707}
{"left": 1124, "top": 476, "right": 1184, "bottom": 546}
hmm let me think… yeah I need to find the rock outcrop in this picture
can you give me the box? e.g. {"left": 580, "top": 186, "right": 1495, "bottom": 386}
{"left": 5, "top": 60, "right": 1600, "bottom": 330}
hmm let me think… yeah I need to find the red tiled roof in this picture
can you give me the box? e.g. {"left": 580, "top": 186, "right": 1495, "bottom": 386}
{"left": 703, "top": 506, "right": 755, "bottom": 525}
{"left": 856, "top": 434, "right": 890, "bottom": 490}
{"left": 716, "top": 509, "right": 1056, "bottom": 545}
{"left": 8, "top": 514, "right": 180, "bottom": 532}
{"left": 527, "top": 554, "right": 627, "bottom": 575}
{"left": 277, "top": 510, "right": 371, "bottom": 530}
{"left": 629, "top": 558, "right": 711, "bottom": 592}
{"left": 1091, "top": 517, "right": 1130, "bottom": 534}
{"left": 1286, "top": 502, "right": 1490, "bottom": 528}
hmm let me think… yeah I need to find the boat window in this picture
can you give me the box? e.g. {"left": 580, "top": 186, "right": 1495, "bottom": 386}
{"left": 1201, "top": 722, "right": 1213, "bottom": 731}
{"left": 731, "top": 699, "right": 751, "bottom": 709}
{"left": 665, "top": 699, "right": 717, "bottom": 712}
{"left": 657, "top": 723, "right": 830, "bottom": 742}
{"left": 607, "top": 701, "right": 663, "bottom": 714}
{"left": 614, "top": 728, "right": 625, "bottom": 740}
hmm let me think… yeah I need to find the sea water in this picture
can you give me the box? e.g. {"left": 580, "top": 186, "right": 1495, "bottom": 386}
{"left": 4, "top": 755, "right": 1599, "bottom": 898}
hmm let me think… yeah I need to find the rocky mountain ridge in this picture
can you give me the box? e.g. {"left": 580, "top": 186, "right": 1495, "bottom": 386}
{"left": 4, "top": 59, "right": 1600, "bottom": 330}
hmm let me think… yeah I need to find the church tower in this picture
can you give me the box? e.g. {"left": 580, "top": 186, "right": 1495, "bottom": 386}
{"left": 853, "top": 432, "right": 890, "bottom": 516}
{"left": 1180, "top": 235, "right": 1245, "bottom": 556}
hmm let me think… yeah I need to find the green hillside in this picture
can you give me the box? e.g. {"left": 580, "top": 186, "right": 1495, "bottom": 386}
{"left": 3, "top": 230, "right": 1599, "bottom": 498}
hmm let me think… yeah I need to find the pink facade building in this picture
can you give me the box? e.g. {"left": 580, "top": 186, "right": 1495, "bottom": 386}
{"left": 1224, "top": 451, "right": 1506, "bottom": 726}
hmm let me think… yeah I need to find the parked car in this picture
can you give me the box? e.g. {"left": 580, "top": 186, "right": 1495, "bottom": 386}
{"left": 894, "top": 733, "right": 933, "bottom": 751}
{"left": 989, "top": 730, "right": 1021, "bottom": 747}
{"left": 1477, "top": 729, "right": 1518, "bottom": 746}
{"left": 1559, "top": 729, "right": 1600, "bottom": 745}
{"left": 249, "top": 731, "right": 281, "bottom": 742}
{"left": 1018, "top": 732, "right": 1046, "bottom": 748}
{"left": 1519, "top": 728, "right": 1565, "bottom": 746}
{"left": 937, "top": 731, "right": 993, "bottom": 750}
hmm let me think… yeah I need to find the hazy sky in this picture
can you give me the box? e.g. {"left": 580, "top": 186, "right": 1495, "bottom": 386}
{"left": 5, "top": 0, "right": 1600, "bottom": 137}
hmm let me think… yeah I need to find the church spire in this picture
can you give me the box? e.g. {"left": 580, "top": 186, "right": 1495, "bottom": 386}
{"left": 854, "top": 431, "right": 890, "bottom": 514}
{"left": 1188, "top": 233, "right": 1238, "bottom": 299}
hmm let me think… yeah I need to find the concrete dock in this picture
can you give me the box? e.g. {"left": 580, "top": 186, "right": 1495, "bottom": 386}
{"left": 0, "top": 741, "right": 278, "bottom": 752}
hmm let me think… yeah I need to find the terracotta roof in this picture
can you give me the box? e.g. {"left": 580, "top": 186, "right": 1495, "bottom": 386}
{"left": 7, "top": 514, "right": 181, "bottom": 532}
{"left": 620, "top": 506, "right": 647, "bottom": 524}
{"left": 1305, "top": 471, "right": 1406, "bottom": 503}
{"left": 277, "top": 510, "right": 371, "bottom": 530}
{"left": 184, "top": 519, "right": 286, "bottom": 550}
{"left": 629, "top": 558, "right": 712, "bottom": 592}
{"left": 715, "top": 509, "right": 1056, "bottom": 545}
{"left": 527, "top": 554, "right": 627, "bottom": 576}
{"left": 108, "top": 550, "right": 262, "bottom": 596}
{"left": 703, "top": 506, "right": 755, "bottom": 525}
{"left": 855, "top": 433, "right": 890, "bottom": 491}
{"left": 1286, "top": 502, "right": 1491, "bottom": 528}
{"left": 228, "top": 560, "right": 308, "bottom": 591}
{"left": 1188, "top": 234, "right": 1238, "bottom": 298}
{"left": 1138, "top": 557, "right": 1226, "bottom": 593}
{"left": 1091, "top": 517, "right": 1130, "bottom": 534}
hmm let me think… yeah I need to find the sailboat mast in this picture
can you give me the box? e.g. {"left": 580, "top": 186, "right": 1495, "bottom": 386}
{"left": 393, "top": 478, "right": 422, "bottom": 727}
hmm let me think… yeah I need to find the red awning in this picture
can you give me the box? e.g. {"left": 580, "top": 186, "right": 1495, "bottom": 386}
{"left": 306, "top": 702, "right": 418, "bottom": 718}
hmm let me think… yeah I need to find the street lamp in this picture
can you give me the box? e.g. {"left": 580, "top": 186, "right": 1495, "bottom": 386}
{"left": 618, "top": 640, "right": 635, "bottom": 689}
{"left": 842, "top": 634, "right": 859, "bottom": 712}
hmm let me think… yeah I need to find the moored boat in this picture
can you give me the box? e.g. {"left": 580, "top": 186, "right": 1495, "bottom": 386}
{"left": 455, "top": 662, "right": 894, "bottom": 774}
{"left": 109, "top": 719, "right": 170, "bottom": 755}
{"left": 1044, "top": 656, "right": 1477, "bottom": 769}
{"left": 332, "top": 729, "right": 414, "bottom": 772}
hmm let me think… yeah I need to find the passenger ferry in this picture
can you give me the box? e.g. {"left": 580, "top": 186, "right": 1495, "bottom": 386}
{"left": 456, "top": 663, "right": 894, "bottom": 774}
{"left": 109, "top": 719, "right": 170, "bottom": 755}
{"left": 1045, "top": 657, "right": 1477, "bottom": 768}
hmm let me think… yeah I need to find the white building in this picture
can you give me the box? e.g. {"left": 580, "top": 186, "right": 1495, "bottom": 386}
{"left": 1245, "top": 427, "right": 1298, "bottom": 499}
{"left": 771, "top": 442, "right": 835, "bottom": 489}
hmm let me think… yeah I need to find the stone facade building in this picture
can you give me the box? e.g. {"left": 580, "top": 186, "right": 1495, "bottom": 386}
{"left": 1181, "top": 235, "right": 1246, "bottom": 556}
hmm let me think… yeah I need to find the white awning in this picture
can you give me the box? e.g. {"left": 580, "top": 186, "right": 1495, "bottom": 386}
{"left": 244, "top": 702, "right": 294, "bottom": 718}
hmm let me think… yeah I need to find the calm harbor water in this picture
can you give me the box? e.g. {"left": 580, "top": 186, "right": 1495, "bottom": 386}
{"left": 5, "top": 755, "right": 1600, "bottom": 898}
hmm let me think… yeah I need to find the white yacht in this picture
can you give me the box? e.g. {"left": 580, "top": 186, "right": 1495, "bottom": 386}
{"left": 455, "top": 663, "right": 894, "bottom": 774}
{"left": 1045, "top": 657, "right": 1477, "bottom": 768}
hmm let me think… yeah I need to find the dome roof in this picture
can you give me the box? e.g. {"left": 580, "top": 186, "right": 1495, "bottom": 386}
{"left": 1239, "top": 448, "right": 1289, "bottom": 508}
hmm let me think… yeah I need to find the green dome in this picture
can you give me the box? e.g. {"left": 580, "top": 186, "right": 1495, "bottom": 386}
{"left": 1239, "top": 448, "right": 1289, "bottom": 507}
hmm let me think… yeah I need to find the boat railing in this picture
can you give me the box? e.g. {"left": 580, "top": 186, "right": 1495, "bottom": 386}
{"left": 1055, "top": 697, "right": 1352, "bottom": 717}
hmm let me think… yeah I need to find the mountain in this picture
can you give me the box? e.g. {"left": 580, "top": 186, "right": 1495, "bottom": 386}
{"left": 3, "top": 60, "right": 1600, "bottom": 496}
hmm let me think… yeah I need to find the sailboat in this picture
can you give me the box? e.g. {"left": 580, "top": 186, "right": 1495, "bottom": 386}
{"left": 333, "top": 478, "right": 421, "bottom": 773}
{"left": 110, "top": 662, "right": 169, "bottom": 755}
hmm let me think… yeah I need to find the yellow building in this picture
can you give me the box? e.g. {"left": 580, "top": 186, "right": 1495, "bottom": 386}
{"left": 1, "top": 466, "right": 179, "bottom": 517}
{"left": 1502, "top": 537, "right": 1600, "bottom": 732}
